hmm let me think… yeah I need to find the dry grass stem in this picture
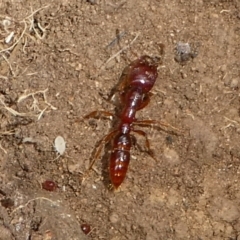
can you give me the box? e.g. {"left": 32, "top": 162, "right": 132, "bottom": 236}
{"left": 0, "top": 130, "right": 15, "bottom": 135}
{"left": 0, "top": 5, "right": 50, "bottom": 75}
{"left": 11, "top": 196, "right": 60, "bottom": 215}
{"left": 100, "top": 32, "right": 140, "bottom": 71}
{"left": 0, "top": 88, "right": 56, "bottom": 120}
{"left": 0, "top": 142, "right": 7, "bottom": 154}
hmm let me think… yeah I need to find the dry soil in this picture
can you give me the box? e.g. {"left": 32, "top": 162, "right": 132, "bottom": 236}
{"left": 0, "top": 0, "right": 240, "bottom": 239}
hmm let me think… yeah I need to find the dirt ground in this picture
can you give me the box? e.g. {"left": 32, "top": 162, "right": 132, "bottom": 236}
{"left": 0, "top": 0, "right": 240, "bottom": 239}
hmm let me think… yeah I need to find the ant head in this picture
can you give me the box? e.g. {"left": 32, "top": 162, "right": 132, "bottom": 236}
{"left": 129, "top": 55, "right": 159, "bottom": 93}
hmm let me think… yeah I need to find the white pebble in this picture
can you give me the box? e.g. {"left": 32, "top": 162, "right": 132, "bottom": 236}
{"left": 230, "top": 78, "right": 239, "bottom": 89}
{"left": 54, "top": 136, "right": 66, "bottom": 155}
{"left": 5, "top": 31, "right": 14, "bottom": 44}
{"left": 109, "top": 213, "right": 119, "bottom": 224}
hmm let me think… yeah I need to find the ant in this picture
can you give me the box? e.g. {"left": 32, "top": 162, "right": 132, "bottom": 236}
{"left": 82, "top": 54, "right": 181, "bottom": 189}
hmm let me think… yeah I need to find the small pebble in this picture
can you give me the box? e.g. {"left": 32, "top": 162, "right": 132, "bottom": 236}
{"left": 87, "top": 0, "right": 98, "bottom": 4}
{"left": 54, "top": 136, "right": 66, "bottom": 155}
{"left": 81, "top": 223, "right": 91, "bottom": 234}
{"left": 163, "top": 147, "right": 180, "bottom": 165}
{"left": 109, "top": 212, "right": 119, "bottom": 224}
{"left": 230, "top": 78, "right": 238, "bottom": 89}
{"left": 42, "top": 180, "right": 57, "bottom": 191}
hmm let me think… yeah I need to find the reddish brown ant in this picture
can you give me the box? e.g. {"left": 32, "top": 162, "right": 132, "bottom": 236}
{"left": 82, "top": 54, "right": 181, "bottom": 189}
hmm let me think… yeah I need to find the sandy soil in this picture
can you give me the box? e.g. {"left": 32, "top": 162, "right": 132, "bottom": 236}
{"left": 0, "top": 0, "right": 240, "bottom": 239}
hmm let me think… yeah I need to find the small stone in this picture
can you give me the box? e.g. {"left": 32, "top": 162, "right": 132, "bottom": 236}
{"left": 109, "top": 212, "right": 119, "bottom": 224}
{"left": 230, "top": 78, "right": 239, "bottom": 89}
{"left": 220, "top": 64, "right": 227, "bottom": 72}
{"left": 208, "top": 197, "right": 239, "bottom": 222}
{"left": 68, "top": 163, "right": 81, "bottom": 174}
{"left": 163, "top": 147, "right": 180, "bottom": 165}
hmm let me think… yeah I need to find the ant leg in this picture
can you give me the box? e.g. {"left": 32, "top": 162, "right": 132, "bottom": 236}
{"left": 134, "top": 120, "right": 183, "bottom": 135}
{"left": 82, "top": 130, "right": 117, "bottom": 183}
{"left": 83, "top": 110, "right": 114, "bottom": 120}
{"left": 130, "top": 134, "right": 143, "bottom": 152}
{"left": 108, "top": 72, "right": 129, "bottom": 101}
{"left": 76, "top": 110, "right": 114, "bottom": 123}
{"left": 88, "top": 130, "right": 117, "bottom": 170}
{"left": 133, "top": 129, "right": 156, "bottom": 160}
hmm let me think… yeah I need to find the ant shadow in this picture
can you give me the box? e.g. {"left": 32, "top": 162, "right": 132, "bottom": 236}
{"left": 100, "top": 141, "right": 112, "bottom": 189}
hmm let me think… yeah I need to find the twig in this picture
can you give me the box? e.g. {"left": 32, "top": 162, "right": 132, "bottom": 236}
{"left": 11, "top": 196, "right": 59, "bottom": 215}
{"left": 100, "top": 33, "right": 140, "bottom": 71}
{"left": 0, "top": 142, "right": 7, "bottom": 154}
{"left": 224, "top": 116, "right": 239, "bottom": 125}
{"left": 0, "top": 20, "right": 27, "bottom": 54}
{"left": 0, "top": 88, "right": 56, "bottom": 120}
{"left": 0, "top": 130, "right": 15, "bottom": 135}
{"left": 0, "top": 97, "right": 34, "bottom": 117}
{"left": 2, "top": 53, "right": 15, "bottom": 76}
{"left": 0, "top": 75, "right": 8, "bottom": 80}
{"left": 24, "top": 5, "right": 50, "bottom": 20}
{"left": 106, "top": 31, "right": 126, "bottom": 49}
